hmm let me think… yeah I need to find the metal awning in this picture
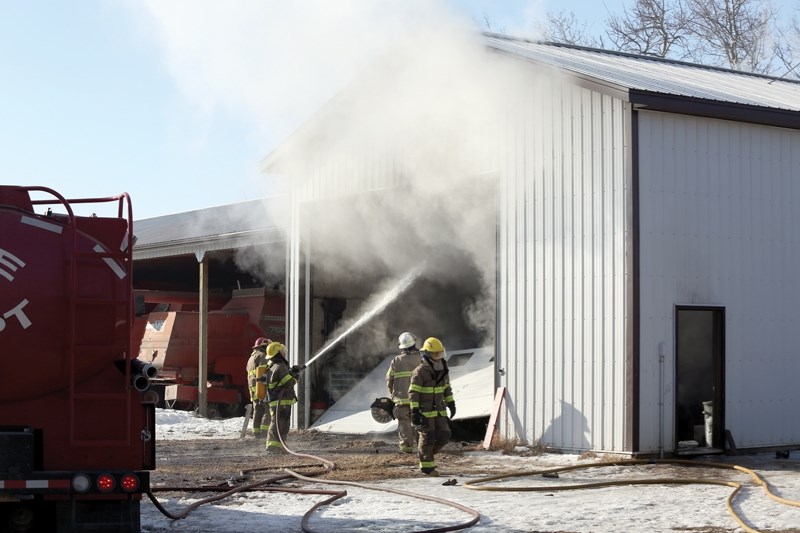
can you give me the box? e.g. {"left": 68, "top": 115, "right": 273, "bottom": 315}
{"left": 133, "top": 196, "right": 288, "bottom": 260}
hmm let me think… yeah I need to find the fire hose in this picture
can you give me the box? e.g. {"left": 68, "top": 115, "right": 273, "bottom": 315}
{"left": 462, "top": 458, "right": 800, "bottom": 533}
{"left": 147, "top": 387, "right": 481, "bottom": 532}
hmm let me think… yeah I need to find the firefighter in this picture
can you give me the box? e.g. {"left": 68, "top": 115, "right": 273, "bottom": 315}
{"left": 261, "top": 342, "right": 304, "bottom": 452}
{"left": 246, "top": 337, "right": 271, "bottom": 438}
{"left": 409, "top": 337, "right": 455, "bottom": 476}
{"left": 386, "top": 331, "right": 421, "bottom": 453}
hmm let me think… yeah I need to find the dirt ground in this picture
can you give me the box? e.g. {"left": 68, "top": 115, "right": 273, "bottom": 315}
{"left": 150, "top": 430, "right": 489, "bottom": 489}
{"left": 150, "top": 430, "right": 788, "bottom": 488}
{"left": 147, "top": 432, "right": 800, "bottom": 533}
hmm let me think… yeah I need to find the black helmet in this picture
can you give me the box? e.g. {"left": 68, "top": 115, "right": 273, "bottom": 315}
{"left": 370, "top": 397, "right": 395, "bottom": 424}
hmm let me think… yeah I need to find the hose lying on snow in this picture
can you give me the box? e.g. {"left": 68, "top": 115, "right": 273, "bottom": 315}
{"left": 147, "top": 390, "right": 480, "bottom": 533}
{"left": 463, "top": 458, "right": 800, "bottom": 533}
{"left": 245, "top": 393, "right": 479, "bottom": 533}
{"left": 286, "top": 469, "right": 480, "bottom": 533}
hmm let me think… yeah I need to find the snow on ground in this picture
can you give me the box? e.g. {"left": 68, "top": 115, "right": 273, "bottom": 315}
{"left": 142, "top": 409, "right": 800, "bottom": 532}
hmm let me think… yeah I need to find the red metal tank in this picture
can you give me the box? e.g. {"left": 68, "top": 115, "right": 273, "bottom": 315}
{"left": 0, "top": 188, "right": 132, "bottom": 404}
{"left": 0, "top": 185, "right": 153, "bottom": 533}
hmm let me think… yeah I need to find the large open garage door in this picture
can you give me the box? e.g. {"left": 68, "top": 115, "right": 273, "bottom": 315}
{"left": 296, "top": 177, "right": 497, "bottom": 429}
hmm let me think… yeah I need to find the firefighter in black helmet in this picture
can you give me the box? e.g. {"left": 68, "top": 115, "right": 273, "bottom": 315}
{"left": 385, "top": 331, "right": 421, "bottom": 453}
{"left": 246, "top": 337, "right": 271, "bottom": 438}
{"left": 409, "top": 337, "right": 455, "bottom": 476}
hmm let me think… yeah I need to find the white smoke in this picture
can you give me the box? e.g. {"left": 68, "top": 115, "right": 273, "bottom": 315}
{"left": 126, "top": 0, "right": 550, "bottom": 351}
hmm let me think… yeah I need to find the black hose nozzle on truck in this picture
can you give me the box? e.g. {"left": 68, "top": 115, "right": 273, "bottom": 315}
{"left": 114, "top": 358, "right": 158, "bottom": 391}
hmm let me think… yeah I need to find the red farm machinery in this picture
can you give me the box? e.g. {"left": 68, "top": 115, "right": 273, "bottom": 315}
{"left": 132, "top": 288, "right": 285, "bottom": 418}
{"left": 0, "top": 185, "right": 153, "bottom": 533}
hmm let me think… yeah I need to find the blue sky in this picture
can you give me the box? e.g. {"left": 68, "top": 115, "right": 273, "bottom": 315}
{"left": 0, "top": 1, "right": 794, "bottom": 219}
{"left": 1, "top": 1, "right": 263, "bottom": 219}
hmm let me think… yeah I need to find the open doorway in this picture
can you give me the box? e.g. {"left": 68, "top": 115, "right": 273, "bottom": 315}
{"left": 674, "top": 306, "right": 725, "bottom": 454}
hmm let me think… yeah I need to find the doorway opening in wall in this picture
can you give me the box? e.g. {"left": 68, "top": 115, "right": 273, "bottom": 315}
{"left": 297, "top": 179, "right": 497, "bottom": 429}
{"left": 674, "top": 306, "right": 725, "bottom": 456}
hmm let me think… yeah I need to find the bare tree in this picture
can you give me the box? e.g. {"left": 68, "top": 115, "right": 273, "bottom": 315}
{"left": 480, "top": 11, "right": 506, "bottom": 35}
{"left": 606, "top": 0, "right": 692, "bottom": 58}
{"left": 773, "top": 13, "right": 800, "bottom": 79}
{"left": 685, "top": 0, "right": 779, "bottom": 73}
{"left": 538, "top": 0, "right": 797, "bottom": 78}
{"left": 538, "top": 10, "right": 600, "bottom": 47}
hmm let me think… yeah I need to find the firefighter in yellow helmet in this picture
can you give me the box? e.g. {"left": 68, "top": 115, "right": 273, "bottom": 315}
{"left": 385, "top": 331, "right": 421, "bottom": 453}
{"left": 260, "top": 342, "right": 304, "bottom": 452}
{"left": 245, "top": 337, "right": 271, "bottom": 438}
{"left": 408, "top": 337, "right": 455, "bottom": 476}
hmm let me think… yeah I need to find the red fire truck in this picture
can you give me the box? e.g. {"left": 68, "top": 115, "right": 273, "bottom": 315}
{"left": 0, "top": 186, "right": 154, "bottom": 532}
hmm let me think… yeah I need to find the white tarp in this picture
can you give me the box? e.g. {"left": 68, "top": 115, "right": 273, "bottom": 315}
{"left": 311, "top": 347, "right": 494, "bottom": 434}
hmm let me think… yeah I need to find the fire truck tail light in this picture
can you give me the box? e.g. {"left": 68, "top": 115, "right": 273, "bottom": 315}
{"left": 72, "top": 474, "right": 92, "bottom": 493}
{"left": 96, "top": 474, "right": 115, "bottom": 493}
{"left": 120, "top": 473, "right": 140, "bottom": 492}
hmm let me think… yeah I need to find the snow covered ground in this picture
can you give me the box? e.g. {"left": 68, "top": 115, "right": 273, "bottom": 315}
{"left": 142, "top": 409, "right": 800, "bottom": 532}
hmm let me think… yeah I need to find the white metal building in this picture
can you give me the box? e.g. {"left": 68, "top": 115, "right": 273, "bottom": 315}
{"left": 263, "top": 34, "right": 800, "bottom": 456}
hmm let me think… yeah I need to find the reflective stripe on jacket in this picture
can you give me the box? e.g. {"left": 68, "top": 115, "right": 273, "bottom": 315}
{"left": 408, "top": 356, "right": 453, "bottom": 418}
{"left": 266, "top": 357, "right": 297, "bottom": 408}
{"left": 246, "top": 348, "right": 268, "bottom": 402}
{"left": 386, "top": 349, "right": 420, "bottom": 405}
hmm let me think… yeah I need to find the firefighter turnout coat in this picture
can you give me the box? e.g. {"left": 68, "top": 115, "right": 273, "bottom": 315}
{"left": 266, "top": 356, "right": 298, "bottom": 409}
{"left": 408, "top": 356, "right": 453, "bottom": 421}
{"left": 386, "top": 349, "right": 420, "bottom": 407}
{"left": 264, "top": 355, "right": 298, "bottom": 451}
{"left": 246, "top": 348, "right": 269, "bottom": 402}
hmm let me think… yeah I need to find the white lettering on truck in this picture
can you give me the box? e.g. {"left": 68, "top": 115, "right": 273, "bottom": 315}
{"left": 0, "top": 299, "right": 32, "bottom": 331}
{"left": 0, "top": 248, "right": 25, "bottom": 282}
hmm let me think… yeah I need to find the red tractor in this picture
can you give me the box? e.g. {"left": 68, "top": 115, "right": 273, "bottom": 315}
{"left": 132, "top": 288, "right": 285, "bottom": 418}
{"left": 0, "top": 186, "right": 154, "bottom": 533}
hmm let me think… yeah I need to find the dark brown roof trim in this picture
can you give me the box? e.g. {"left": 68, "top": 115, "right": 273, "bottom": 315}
{"left": 630, "top": 90, "right": 800, "bottom": 131}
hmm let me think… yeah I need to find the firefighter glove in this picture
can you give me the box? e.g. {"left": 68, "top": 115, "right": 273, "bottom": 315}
{"left": 447, "top": 402, "right": 456, "bottom": 419}
{"left": 290, "top": 365, "right": 304, "bottom": 379}
{"left": 411, "top": 408, "right": 424, "bottom": 428}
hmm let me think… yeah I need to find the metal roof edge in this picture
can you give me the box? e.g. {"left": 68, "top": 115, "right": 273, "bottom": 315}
{"left": 261, "top": 78, "right": 364, "bottom": 174}
{"left": 133, "top": 196, "right": 287, "bottom": 224}
{"left": 485, "top": 45, "right": 631, "bottom": 100}
{"left": 133, "top": 227, "right": 285, "bottom": 261}
{"left": 631, "top": 90, "right": 800, "bottom": 130}
{"left": 483, "top": 32, "right": 800, "bottom": 86}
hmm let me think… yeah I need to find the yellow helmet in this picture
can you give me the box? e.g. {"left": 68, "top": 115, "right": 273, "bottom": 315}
{"left": 266, "top": 342, "right": 286, "bottom": 359}
{"left": 421, "top": 337, "right": 444, "bottom": 354}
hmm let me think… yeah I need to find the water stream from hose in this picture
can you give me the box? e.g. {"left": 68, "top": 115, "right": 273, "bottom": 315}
{"left": 305, "top": 263, "right": 424, "bottom": 367}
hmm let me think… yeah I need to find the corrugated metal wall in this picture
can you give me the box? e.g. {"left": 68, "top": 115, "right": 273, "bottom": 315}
{"left": 637, "top": 111, "right": 800, "bottom": 452}
{"left": 295, "top": 151, "right": 404, "bottom": 202}
{"left": 497, "top": 81, "right": 628, "bottom": 452}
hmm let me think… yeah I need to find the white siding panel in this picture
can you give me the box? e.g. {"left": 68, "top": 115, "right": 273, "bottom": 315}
{"left": 297, "top": 148, "right": 405, "bottom": 203}
{"left": 638, "top": 111, "right": 800, "bottom": 452}
{"left": 498, "top": 80, "right": 628, "bottom": 452}
{"left": 291, "top": 79, "right": 630, "bottom": 453}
